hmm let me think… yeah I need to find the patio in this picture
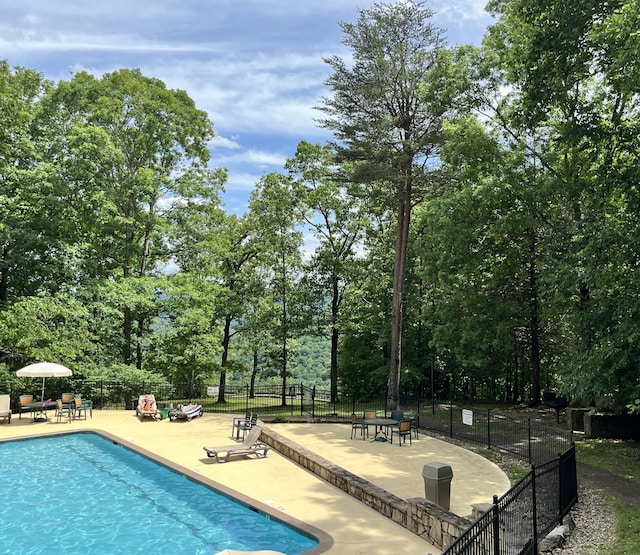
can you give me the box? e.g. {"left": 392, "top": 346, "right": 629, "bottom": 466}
{"left": 0, "top": 411, "right": 510, "bottom": 554}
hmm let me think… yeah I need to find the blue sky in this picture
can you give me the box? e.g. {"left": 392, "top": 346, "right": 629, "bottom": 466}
{"left": 1, "top": 0, "right": 494, "bottom": 214}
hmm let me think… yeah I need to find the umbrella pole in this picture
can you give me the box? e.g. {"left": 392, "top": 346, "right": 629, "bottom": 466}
{"left": 41, "top": 377, "right": 46, "bottom": 402}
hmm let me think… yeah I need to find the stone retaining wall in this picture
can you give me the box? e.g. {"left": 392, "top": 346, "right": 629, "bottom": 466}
{"left": 260, "top": 426, "right": 470, "bottom": 550}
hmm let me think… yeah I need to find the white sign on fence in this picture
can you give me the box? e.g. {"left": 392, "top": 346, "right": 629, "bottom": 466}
{"left": 462, "top": 408, "right": 474, "bottom": 426}
{"left": 207, "top": 386, "right": 219, "bottom": 396}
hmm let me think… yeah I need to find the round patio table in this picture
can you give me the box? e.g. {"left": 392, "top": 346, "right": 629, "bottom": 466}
{"left": 364, "top": 417, "right": 399, "bottom": 442}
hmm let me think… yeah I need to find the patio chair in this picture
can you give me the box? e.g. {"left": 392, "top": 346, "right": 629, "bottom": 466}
{"left": 61, "top": 392, "right": 74, "bottom": 406}
{"left": 350, "top": 413, "right": 368, "bottom": 440}
{"left": 363, "top": 410, "right": 377, "bottom": 437}
{"left": 235, "top": 412, "right": 258, "bottom": 440}
{"left": 386, "top": 409, "right": 404, "bottom": 435}
{"left": 203, "top": 421, "right": 271, "bottom": 463}
{"left": 78, "top": 397, "right": 93, "bottom": 418}
{"left": 410, "top": 413, "right": 420, "bottom": 439}
{"left": 136, "top": 394, "right": 161, "bottom": 420}
{"left": 19, "top": 394, "right": 34, "bottom": 419}
{"left": 0, "top": 394, "right": 11, "bottom": 424}
{"left": 390, "top": 419, "right": 412, "bottom": 446}
{"left": 73, "top": 396, "right": 87, "bottom": 420}
{"left": 55, "top": 399, "right": 73, "bottom": 423}
{"left": 231, "top": 411, "right": 252, "bottom": 439}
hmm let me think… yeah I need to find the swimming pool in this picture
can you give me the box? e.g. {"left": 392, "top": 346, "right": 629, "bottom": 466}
{"left": 1, "top": 432, "right": 321, "bottom": 554}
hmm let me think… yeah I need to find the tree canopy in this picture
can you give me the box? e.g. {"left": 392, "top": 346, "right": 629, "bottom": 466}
{"left": 3, "top": 1, "right": 640, "bottom": 414}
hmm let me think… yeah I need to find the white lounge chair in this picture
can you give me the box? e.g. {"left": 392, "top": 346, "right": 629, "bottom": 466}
{"left": 203, "top": 421, "right": 271, "bottom": 463}
{"left": 0, "top": 394, "right": 11, "bottom": 424}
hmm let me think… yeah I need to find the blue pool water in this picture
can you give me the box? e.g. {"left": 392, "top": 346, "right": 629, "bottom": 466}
{"left": 0, "top": 432, "right": 318, "bottom": 554}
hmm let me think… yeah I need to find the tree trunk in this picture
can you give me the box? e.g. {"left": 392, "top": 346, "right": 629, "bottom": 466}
{"left": 330, "top": 275, "right": 339, "bottom": 404}
{"left": 528, "top": 242, "right": 542, "bottom": 406}
{"left": 136, "top": 317, "right": 144, "bottom": 369}
{"left": 0, "top": 246, "right": 8, "bottom": 302}
{"left": 123, "top": 306, "right": 132, "bottom": 365}
{"left": 217, "top": 313, "right": 233, "bottom": 403}
{"left": 388, "top": 175, "right": 412, "bottom": 410}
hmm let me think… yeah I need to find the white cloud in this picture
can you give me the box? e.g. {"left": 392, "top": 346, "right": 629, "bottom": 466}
{"left": 3, "top": 0, "right": 490, "bottom": 215}
{"left": 211, "top": 135, "right": 241, "bottom": 150}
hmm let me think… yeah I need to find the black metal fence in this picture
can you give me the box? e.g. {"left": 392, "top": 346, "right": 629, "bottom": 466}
{"left": 443, "top": 445, "right": 577, "bottom": 555}
{"left": 420, "top": 403, "right": 574, "bottom": 466}
{"left": 7, "top": 377, "right": 577, "bottom": 553}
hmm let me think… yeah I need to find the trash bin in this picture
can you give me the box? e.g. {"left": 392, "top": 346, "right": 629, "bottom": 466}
{"left": 423, "top": 462, "right": 453, "bottom": 510}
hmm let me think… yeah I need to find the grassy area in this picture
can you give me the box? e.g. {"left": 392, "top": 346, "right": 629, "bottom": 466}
{"left": 602, "top": 499, "right": 640, "bottom": 555}
{"left": 575, "top": 439, "right": 640, "bottom": 554}
{"left": 575, "top": 439, "right": 640, "bottom": 482}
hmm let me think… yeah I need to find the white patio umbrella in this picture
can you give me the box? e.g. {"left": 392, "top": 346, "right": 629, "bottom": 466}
{"left": 16, "top": 361, "right": 73, "bottom": 401}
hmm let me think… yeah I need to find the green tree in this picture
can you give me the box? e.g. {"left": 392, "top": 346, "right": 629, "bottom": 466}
{"left": 285, "top": 141, "right": 365, "bottom": 403}
{"left": 146, "top": 273, "right": 222, "bottom": 397}
{"left": 249, "top": 172, "right": 305, "bottom": 405}
{"left": 36, "top": 69, "right": 217, "bottom": 368}
{"left": 0, "top": 61, "right": 59, "bottom": 302}
{"left": 0, "top": 293, "right": 92, "bottom": 372}
{"left": 484, "top": 0, "right": 640, "bottom": 409}
{"left": 319, "top": 1, "right": 451, "bottom": 409}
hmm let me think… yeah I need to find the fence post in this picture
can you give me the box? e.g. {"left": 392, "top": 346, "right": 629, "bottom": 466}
{"left": 557, "top": 450, "right": 563, "bottom": 519}
{"left": 528, "top": 418, "right": 533, "bottom": 464}
{"left": 449, "top": 402, "right": 453, "bottom": 438}
{"left": 492, "top": 494, "right": 500, "bottom": 555}
{"left": 531, "top": 464, "right": 538, "bottom": 554}
{"left": 312, "top": 385, "right": 316, "bottom": 418}
{"left": 487, "top": 408, "right": 492, "bottom": 450}
{"left": 300, "top": 382, "right": 304, "bottom": 416}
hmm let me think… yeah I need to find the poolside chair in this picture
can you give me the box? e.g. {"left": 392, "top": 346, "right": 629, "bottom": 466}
{"left": 410, "top": 413, "right": 420, "bottom": 439}
{"left": 73, "top": 396, "right": 87, "bottom": 420}
{"left": 363, "top": 410, "right": 377, "bottom": 437}
{"left": 350, "top": 413, "right": 368, "bottom": 440}
{"left": 386, "top": 409, "right": 404, "bottom": 435}
{"left": 0, "top": 394, "right": 11, "bottom": 424}
{"left": 203, "top": 420, "right": 271, "bottom": 463}
{"left": 390, "top": 419, "right": 412, "bottom": 446}
{"left": 61, "top": 392, "right": 74, "bottom": 407}
{"left": 231, "top": 411, "right": 252, "bottom": 438}
{"left": 235, "top": 412, "right": 258, "bottom": 440}
{"left": 55, "top": 399, "right": 73, "bottom": 423}
{"left": 77, "top": 397, "right": 93, "bottom": 418}
{"left": 136, "top": 394, "right": 161, "bottom": 420}
{"left": 169, "top": 403, "right": 203, "bottom": 421}
{"left": 18, "top": 394, "right": 34, "bottom": 419}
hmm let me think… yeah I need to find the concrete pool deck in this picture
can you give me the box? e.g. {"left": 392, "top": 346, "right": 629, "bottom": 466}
{"left": 1, "top": 411, "right": 510, "bottom": 554}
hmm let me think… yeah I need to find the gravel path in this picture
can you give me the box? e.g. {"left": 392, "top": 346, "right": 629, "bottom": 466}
{"left": 551, "top": 485, "right": 616, "bottom": 554}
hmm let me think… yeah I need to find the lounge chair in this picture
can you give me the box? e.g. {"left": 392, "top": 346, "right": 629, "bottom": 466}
{"left": 136, "top": 394, "right": 161, "bottom": 420}
{"left": 169, "top": 403, "right": 203, "bottom": 421}
{"left": 0, "top": 394, "right": 11, "bottom": 424}
{"left": 203, "top": 421, "right": 271, "bottom": 463}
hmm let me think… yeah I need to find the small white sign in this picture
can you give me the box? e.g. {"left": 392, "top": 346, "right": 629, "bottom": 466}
{"left": 462, "top": 409, "right": 473, "bottom": 426}
{"left": 207, "top": 386, "right": 219, "bottom": 396}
